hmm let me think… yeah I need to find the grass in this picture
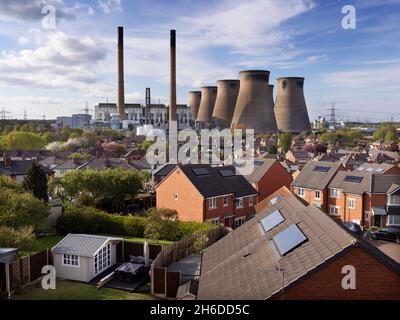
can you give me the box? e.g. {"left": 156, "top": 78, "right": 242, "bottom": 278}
{"left": 12, "top": 280, "right": 156, "bottom": 300}
{"left": 20, "top": 234, "right": 173, "bottom": 257}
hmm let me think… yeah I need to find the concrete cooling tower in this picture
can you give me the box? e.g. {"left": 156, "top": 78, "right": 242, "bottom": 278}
{"left": 188, "top": 91, "right": 201, "bottom": 121}
{"left": 274, "top": 77, "right": 312, "bottom": 133}
{"left": 196, "top": 86, "right": 217, "bottom": 128}
{"left": 212, "top": 80, "right": 240, "bottom": 129}
{"left": 230, "top": 70, "right": 277, "bottom": 134}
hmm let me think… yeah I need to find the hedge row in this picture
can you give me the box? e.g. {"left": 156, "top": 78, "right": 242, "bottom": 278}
{"left": 55, "top": 205, "right": 215, "bottom": 241}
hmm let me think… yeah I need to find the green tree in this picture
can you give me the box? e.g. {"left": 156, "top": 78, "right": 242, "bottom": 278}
{"left": 3, "top": 131, "right": 46, "bottom": 150}
{"left": 385, "top": 131, "right": 396, "bottom": 142}
{"left": 0, "top": 189, "right": 49, "bottom": 230}
{"left": 0, "top": 176, "right": 23, "bottom": 192}
{"left": 22, "top": 161, "right": 49, "bottom": 202}
{"left": 144, "top": 208, "right": 180, "bottom": 242}
{"left": 320, "top": 132, "right": 337, "bottom": 146}
{"left": 278, "top": 133, "right": 292, "bottom": 153}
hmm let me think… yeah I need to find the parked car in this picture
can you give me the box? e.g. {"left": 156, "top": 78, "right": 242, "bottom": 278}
{"left": 343, "top": 221, "right": 363, "bottom": 236}
{"left": 369, "top": 226, "right": 400, "bottom": 243}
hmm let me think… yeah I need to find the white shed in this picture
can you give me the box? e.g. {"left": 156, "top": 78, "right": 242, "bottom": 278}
{"left": 51, "top": 234, "right": 122, "bottom": 282}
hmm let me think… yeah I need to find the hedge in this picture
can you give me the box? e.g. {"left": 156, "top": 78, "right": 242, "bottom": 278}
{"left": 56, "top": 205, "right": 215, "bottom": 241}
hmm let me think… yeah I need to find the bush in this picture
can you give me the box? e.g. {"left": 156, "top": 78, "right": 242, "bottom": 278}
{"left": 0, "top": 226, "right": 37, "bottom": 251}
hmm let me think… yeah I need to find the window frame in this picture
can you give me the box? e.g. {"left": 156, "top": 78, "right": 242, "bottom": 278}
{"left": 235, "top": 197, "right": 244, "bottom": 208}
{"left": 330, "top": 188, "right": 340, "bottom": 199}
{"left": 348, "top": 198, "right": 356, "bottom": 209}
{"left": 62, "top": 254, "right": 80, "bottom": 268}
{"left": 234, "top": 217, "right": 246, "bottom": 228}
{"left": 329, "top": 205, "right": 340, "bottom": 216}
{"left": 315, "top": 190, "right": 321, "bottom": 200}
{"left": 209, "top": 197, "right": 217, "bottom": 209}
{"left": 298, "top": 188, "right": 305, "bottom": 198}
{"left": 249, "top": 195, "right": 254, "bottom": 206}
{"left": 223, "top": 196, "right": 229, "bottom": 207}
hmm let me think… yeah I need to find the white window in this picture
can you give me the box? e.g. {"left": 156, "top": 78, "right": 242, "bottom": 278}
{"left": 329, "top": 206, "right": 340, "bottom": 216}
{"left": 62, "top": 254, "right": 79, "bottom": 267}
{"left": 174, "top": 193, "right": 178, "bottom": 200}
{"left": 223, "top": 196, "right": 229, "bottom": 207}
{"left": 235, "top": 197, "right": 243, "bottom": 208}
{"left": 235, "top": 217, "right": 246, "bottom": 228}
{"left": 330, "top": 189, "right": 340, "bottom": 198}
{"left": 298, "top": 188, "right": 305, "bottom": 198}
{"left": 209, "top": 197, "right": 217, "bottom": 209}
{"left": 315, "top": 190, "right": 321, "bottom": 200}
{"left": 208, "top": 218, "right": 220, "bottom": 225}
{"left": 249, "top": 196, "right": 254, "bottom": 206}
{"left": 364, "top": 211, "right": 369, "bottom": 221}
{"left": 387, "top": 215, "right": 400, "bottom": 226}
{"left": 94, "top": 243, "right": 111, "bottom": 276}
{"left": 348, "top": 198, "right": 356, "bottom": 209}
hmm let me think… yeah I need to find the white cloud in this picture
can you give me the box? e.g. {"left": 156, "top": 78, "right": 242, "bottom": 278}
{"left": 98, "top": 0, "right": 122, "bottom": 14}
{"left": 18, "top": 36, "right": 30, "bottom": 45}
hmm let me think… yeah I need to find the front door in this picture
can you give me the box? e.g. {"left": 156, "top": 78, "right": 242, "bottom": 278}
{"left": 224, "top": 217, "right": 231, "bottom": 228}
{"left": 373, "top": 215, "right": 382, "bottom": 228}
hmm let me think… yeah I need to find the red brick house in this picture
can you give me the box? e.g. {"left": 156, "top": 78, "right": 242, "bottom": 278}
{"left": 291, "top": 161, "right": 345, "bottom": 212}
{"left": 244, "top": 158, "right": 293, "bottom": 202}
{"left": 156, "top": 164, "right": 258, "bottom": 228}
{"left": 197, "top": 187, "right": 400, "bottom": 300}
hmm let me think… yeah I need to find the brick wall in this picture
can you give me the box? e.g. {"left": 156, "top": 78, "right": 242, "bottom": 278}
{"left": 275, "top": 245, "right": 400, "bottom": 300}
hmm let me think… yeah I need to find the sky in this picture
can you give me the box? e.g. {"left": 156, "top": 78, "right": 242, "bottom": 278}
{"left": 0, "top": 0, "right": 399, "bottom": 122}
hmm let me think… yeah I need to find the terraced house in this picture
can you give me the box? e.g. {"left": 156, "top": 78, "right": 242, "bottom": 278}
{"left": 156, "top": 164, "right": 258, "bottom": 228}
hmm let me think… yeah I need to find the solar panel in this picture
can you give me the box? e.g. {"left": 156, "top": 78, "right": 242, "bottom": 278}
{"left": 260, "top": 210, "right": 285, "bottom": 233}
{"left": 192, "top": 167, "right": 210, "bottom": 176}
{"left": 356, "top": 167, "right": 364, "bottom": 171}
{"left": 273, "top": 224, "right": 308, "bottom": 255}
{"left": 375, "top": 168, "right": 385, "bottom": 173}
{"left": 366, "top": 167, "right": 374, "bottom": 172}
{"left": 344, "top": 175, "right": 363, "bottom": 183}
{"left": 312, "top": 165, "right": 330, "bottom": 172}
{"left": 254, "top": 160, "right": 264, "bottom": 166}
{"left": 269, "top": 194, "right": 283, "bottom": 205}
{"left": 219, "top": 169, "right": 235, "bottom": 177}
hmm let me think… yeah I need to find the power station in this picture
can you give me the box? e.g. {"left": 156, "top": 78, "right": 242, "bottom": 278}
{"left": 212, "top": 80, "right": 240, "bottom": 129}
{"left": 188, "top": 91, "right": 201, "bottom": 121}
{"left": 196, "top": 86, "right": 218, "bottom": 129}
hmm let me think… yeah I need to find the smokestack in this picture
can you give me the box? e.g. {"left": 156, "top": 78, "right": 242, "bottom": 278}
{"left": 231, "top": 70, "right": 277, "bottom": 134}
{"left": 196, "top": 86, "right": 217, "bottom": 129}
{"left": 117, "top": 26, "right": 125, "bottom": 121}
{"left": 169, "top": 30, "right": 177, "bottom": 122}
{"left": 145, "top": 87, "right": 151, "bottom": 124}
{"left": 188, "top": 91, "right": 201, "bottom": 121}
{"left": 274, "top": 77, "right": 312, "bottom": 133}
{"left": 212, "top": 79, "right": 240, "bottom": 129}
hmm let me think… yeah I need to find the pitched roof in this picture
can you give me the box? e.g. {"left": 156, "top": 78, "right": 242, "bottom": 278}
{"left": 51, "top": 234, "right": 122, "bottom": 257}
{"left": 328, "top": 171, "right": 371, "bottom": 195}
{"left": 197, "top": 187, "right": 356, "bottom": 300}
{"left": 354, "top": 162, "right": 396, "bottom": 174}
{"left": 371, "top": 175, "right": 400, "bottom": 193}
{"left": 215, "top": 166, "right": 258, "bottom": 197}
{"left": 38, "top": 156, "right": 66, "bottom": 167}
{"left": 53, "top": 159, "right": 86, "bottom": 170}
{"left": 244, "top": 158, "right": 277, "bottom": 183}
{"left": 0, "top": 159, "right": 53, "bottom": 175}
{"left": 291, "top": 161, "right": 343, "bottom": 190}
{"left": 78, "top": 158, "right": 136, "bottom": 171}
{"left": 153, "top": 163, "right": 177, "bottom": 177}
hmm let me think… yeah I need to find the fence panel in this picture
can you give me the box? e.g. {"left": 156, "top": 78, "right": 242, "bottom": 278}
{"left": 29, "top": 251, "right": 48, "bottom": 282}
{"left": 166, "top": 271, "right": 181, "bottom": 298}
{"left": 153, "top": 267, "right": 166, "bottom": 295}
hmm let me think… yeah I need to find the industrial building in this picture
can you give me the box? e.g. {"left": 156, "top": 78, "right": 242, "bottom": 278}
{"left": 212, "top": 80, "right": 239, "bottom": 129}
{"left": 196, "top": 86, "right": 218, "bottom": 129}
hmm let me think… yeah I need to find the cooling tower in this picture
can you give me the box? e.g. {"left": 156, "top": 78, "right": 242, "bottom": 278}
{"left": 169, "top": 29, "right": 177, "bottom": 122}
{"left": 117, "top": 26, "right": 125, "bottom": 121}
{"left": 196, "top": 86, "right": 217, "bottom": 128}
{"left": 230, "top": 70, "right": 277, "bottom": 133}
{"left": 274, "top": 77, "right": 312, "bottom": 133}
{"left": 212, "top": 80, "right": 240, "bottom": 129}
{"left": 188, "top": 91, "right": 201, "bottom": 120}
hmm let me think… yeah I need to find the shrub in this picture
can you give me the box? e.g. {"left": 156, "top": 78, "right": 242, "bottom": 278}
{"left": 0, "top": 226, "right": 37, "bottom": 251}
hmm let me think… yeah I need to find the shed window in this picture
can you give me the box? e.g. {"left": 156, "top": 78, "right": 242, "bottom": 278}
{"left": 94, "top": 243, "right": 111, "bottom": 276}
{"left": 63, "top": 254, "right": 79, "bottom": 267}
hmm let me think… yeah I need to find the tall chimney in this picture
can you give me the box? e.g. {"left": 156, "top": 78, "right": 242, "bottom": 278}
{"left": 169, "top": 30, "right": 177, "bottom": 122}
{"left": 117, "top": 26, "right": 125, "bottom": 121}
{"left": 145, "top": 87, "right": 151, "bottom": 124}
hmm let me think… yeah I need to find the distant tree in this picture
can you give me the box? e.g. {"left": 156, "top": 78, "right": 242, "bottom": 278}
{"left": 22, "top": 161, "right": 49, "bottom": 203}
{"left": 320, "top": 132, "right": 337, "bottom": 146}
{"left": 385, "top": 131, "right": 396, "bottom": 142}
{"left": 101, "top": 141, "right": 127, "bottom": 156}
{"left": 268, "top": 146, "right": 278, "bottom": 154}
{"left": 144, "top": 208, "right": 180, "bottom": 242}
{"left": 3, "top": 131, "right": 46, "bottom": 150}
{"left": 0, "top": 176, "right": 23, "bottom": 192}
{"left": 278, "top": 133, "right": 292, "bottom": 153}
{"left": 314, "top": 143, "right": 328, "bottom": 154}
{"left": 373, "top": 124, "right": 397, "bottom": 142}
{"left": 139, "top": 140, "right": 155, "bottom": 151}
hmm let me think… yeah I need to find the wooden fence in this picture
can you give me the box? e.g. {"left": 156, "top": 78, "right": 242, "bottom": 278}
{"left": 151, "top": 226, "right": 227, "bottom": 298}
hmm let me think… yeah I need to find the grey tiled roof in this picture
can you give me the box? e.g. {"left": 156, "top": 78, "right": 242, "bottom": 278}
{"left": 78, "top": 158, "right": 136, "bottom": 171}
{"left": 197, "top": 187, "right": 356, "bottom": 300}
{"left": 244, "top": 158, "right": 277, "bottom": 183}
{"left": 371, "top": 175, "right": 400, "bottom": 194}
{"left": 52, "top": 234, "right": 122, "bottom": 257}
{"left": 328, "top": 171, "right": 371, "bottom": 195}
{"left": 0, "top": 159, "right": 53, "bottom": 175}
{"left": 291, "top": 161, "right": 343, "bottom": 190}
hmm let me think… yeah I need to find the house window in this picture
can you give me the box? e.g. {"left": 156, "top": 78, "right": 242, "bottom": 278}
{"left": 349, "top": 199, "right": 356, "bottom": 209}
{"left": 235, "top": 217, "right": 246, "bottom": 228}
{"left": 235, "top": 197, "right": 243, "bottom": 208}
{"left": 298, "top": 188, "right": 305, "bottom": 198}
{"left": 94, "top": 243, "right": 111, "bottom": 276}
{"left": 208, "top": 218, "right": 220, "bottom": 225}
{"left": 329, "top": 206, "right": 340, "bottom": 216}
{"left": 63, "top": 254, "right": 79, "bottom": 267}
{"left": 223, "top": 196, "right": 229, "bottom": 207}
{"left": 387, "top": 215, "right": 400, "bottom": 226}
{"left": 174, "top": 193, "right": 178, "bottom": 200}
{"left": 315, "top": 190, "right": 321, "bottom": 200}
{"left": 249, "top": 196, "right": 254, "bottom": 206}
{"left": 209, "top": 197, "right": 217, "bottom": 209}
{"left": 388, "top": 194, "right": 400, "bottom": 205}
{"left": 330, "top": 189, "right": 340, "bottom": 198}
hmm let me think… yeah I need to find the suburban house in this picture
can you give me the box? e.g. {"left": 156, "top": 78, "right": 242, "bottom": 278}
{"left": 153, "top": 163, "right": 177, "bottom": 184}
{"left": 353, "top": 163, "right": 400, "bottom": 175}
{"left": 368, "top": 149, "right": 400, "bottom": 164}
{"left": 52, "top": 158, "right": 87, "bottom": 177}
{"left": 285, "top": 149, "right": 312, "bottom": 164}
{"left": 328, "top": 172, "right": 400, "bottom": 228}
{"left": 197, "top": 187, "right": 400, "bottom": 300}
{"left": 77, "top": 158, "right": 137, "bottom": 171}
{"left": 291, "top": 161, "right": 345, "bottom": 212}
{"left": 52, "top": 234, "right": 122, "bottom": 282}
{"left": 0, "top": 156, "right": 54, "bottom": 182}
{"left": 244, "top": 158, "right": 293, "bottom": 202}
{"left": 156, "top": 164, "right": 258, "bottom": 228}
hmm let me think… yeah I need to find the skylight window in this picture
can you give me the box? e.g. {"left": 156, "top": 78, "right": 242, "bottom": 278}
{"left": 344, "top": 175, "right": 363, "bottom": 183}
{"left": 192, "top": 168, "right": 210, "bottom": 176}
{"left": 260, "top": 210, "right": 285, "bottom": 233}
{"left": 219, "top": 169, "right": 235, "bottom": 177}
{"left": 312, "top": 165, "right": 330, "bottom": 172}
{"left": 273, "top": 224, "right": 308, "bottom": 256}
{"left": 269, "top": 195, "right": 283, "bottom": 205}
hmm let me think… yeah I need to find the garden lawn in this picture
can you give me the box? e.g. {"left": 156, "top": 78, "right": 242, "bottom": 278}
{"left": 12, "top": 280, "right": 156, "bottom": 300}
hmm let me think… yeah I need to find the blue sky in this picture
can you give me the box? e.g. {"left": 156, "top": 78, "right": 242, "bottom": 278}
{"left": 0, "top": 0, "right": 399, "bottom": 121}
